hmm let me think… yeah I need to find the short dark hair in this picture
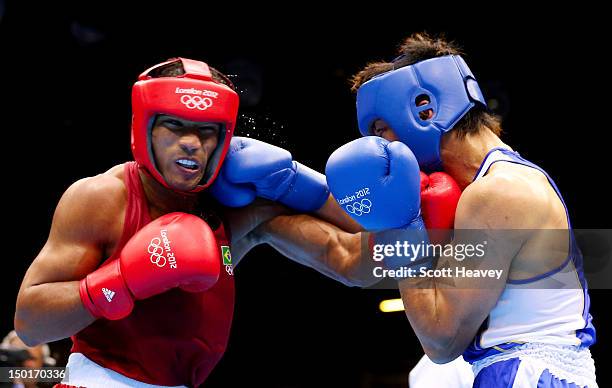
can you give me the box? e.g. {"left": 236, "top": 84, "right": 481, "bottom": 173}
{"left": 351, "top": 32, "right": 501, "bottom": 138}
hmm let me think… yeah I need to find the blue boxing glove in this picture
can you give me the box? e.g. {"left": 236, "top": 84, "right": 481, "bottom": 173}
{"left": 210, "top": 137, "right": 330, "bottom": 212}
{"left": 326, "top": 136, "right": 431, "bottom": 274}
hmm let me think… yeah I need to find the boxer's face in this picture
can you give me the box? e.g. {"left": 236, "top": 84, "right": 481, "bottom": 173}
{"left": 372, "top": 119, "right": 400, "bottom": 142}
{"left": 151, "top": 114, "right": 220, "bottom": 191}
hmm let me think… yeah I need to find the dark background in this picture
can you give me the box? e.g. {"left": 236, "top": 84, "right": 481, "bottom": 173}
{"left": 1, "top": 2, "right": 609, "bottom": 387}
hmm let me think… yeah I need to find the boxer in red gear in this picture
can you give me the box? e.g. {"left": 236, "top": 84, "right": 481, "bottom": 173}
{"left": 13, "top": 58, "right": 366, "bottom": 388}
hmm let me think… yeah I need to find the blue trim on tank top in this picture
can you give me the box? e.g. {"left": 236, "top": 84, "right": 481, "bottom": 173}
{"left": 507, "top": 255, "right": 572, "bottom": 284}
{"left": 471, "top": 148, "right": 575, "bottom": 284}
{"left": 471, "top": 147, "right": 515, "bottom": 181}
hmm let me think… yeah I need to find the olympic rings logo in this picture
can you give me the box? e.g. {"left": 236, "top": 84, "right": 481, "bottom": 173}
{"left": 148, "top": 237, "right": 167, "bottom": 267}
{"left": 180, "top": 95, "right": 213, "bottom": 110}
{"left": 345, "top": 199, "right": 372, "bottom": 216}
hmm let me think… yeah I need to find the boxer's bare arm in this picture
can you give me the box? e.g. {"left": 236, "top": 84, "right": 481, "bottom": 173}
{"left": 222, "top": 198, "right": 292, "bottom": 264}
{"left": 397, "top": 174, "right": 547, "bottom": 363}
{"left": 314, "top": 195, "right": 363, "bottom": 234}
{"left": 15, "top": 175, "right": 125, "bottom": 346}
{"left": 251, "top": 213, "right": 375, "bottom": 287}
{"left": 225, "top": 195, "right": 373, "bottom": 286}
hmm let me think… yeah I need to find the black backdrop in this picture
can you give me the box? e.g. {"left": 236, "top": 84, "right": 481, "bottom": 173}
{"left": 1, "top": 2, "right": 609, "bottom": 387}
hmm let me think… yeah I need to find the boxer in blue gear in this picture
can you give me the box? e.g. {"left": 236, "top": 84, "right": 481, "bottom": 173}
{"left": 339, "top": 33, "right": 597, "bottom": 388}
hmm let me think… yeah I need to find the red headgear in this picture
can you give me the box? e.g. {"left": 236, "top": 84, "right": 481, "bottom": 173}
{"left": 131, "top": 57, "right": 239, "bottom": 192}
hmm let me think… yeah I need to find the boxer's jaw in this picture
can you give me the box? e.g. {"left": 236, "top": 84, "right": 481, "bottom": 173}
{"left": 440, "top": 126, "right": 512, "bottom": 190}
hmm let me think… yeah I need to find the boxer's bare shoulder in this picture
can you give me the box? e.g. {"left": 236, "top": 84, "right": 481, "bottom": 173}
{"left": 456, "top": 161, "right": 568, "bottom": 278}
{"left": 457, "top": 162, "right": 550, "bottom": 230}
{"left": 50, "top": 164, "right": 128, "bottom": 257}
{"left": 22, "top": 165, "right": 129, "bottom": 288}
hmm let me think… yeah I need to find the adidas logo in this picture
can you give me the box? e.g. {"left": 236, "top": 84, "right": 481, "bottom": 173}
{"left": 102, "top": 288, "right": 116, "bottom": 302}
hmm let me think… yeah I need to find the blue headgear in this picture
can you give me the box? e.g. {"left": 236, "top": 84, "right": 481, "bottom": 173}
{"left": 356, "top": 55, "right": 487, "bottom": 171}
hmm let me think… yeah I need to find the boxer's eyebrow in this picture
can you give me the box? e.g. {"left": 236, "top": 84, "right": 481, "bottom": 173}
{"left": 157, "top": 115, "right": 187, "bottom": 126}
{"left": 162, "top": 118, "right": 184, "bottom": 126}
{"left": 197, "top": 123, "right": 220, "bottom": 130}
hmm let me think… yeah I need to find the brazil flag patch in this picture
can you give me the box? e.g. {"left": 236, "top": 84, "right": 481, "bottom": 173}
{"left": 221, "top": 246, "right": 232, "bottom": 266}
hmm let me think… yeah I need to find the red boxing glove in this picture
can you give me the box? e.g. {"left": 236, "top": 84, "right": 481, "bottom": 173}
{"left": 79, "top": 212, "right": 221, "bottom": 320}
{"left": 419, "top": 172, "right": 462, "bottom": 243}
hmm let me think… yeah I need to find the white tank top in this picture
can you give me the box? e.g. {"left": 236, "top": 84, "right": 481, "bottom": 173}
{"left": 463, "top": 148, "right": 595, "bottom": 363}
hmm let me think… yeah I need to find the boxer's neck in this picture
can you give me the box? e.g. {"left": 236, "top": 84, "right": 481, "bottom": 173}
{"left": 440, "top": 126, "right": 511, "bottom": 190}
{"left": 139, "top": 170, "right": 200, "bottom": 217}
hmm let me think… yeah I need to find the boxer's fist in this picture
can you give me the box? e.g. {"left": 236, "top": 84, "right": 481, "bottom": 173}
{"left": 326, "top": 136, "right": 423, "bottom": 231}
{"left": 327, "top": 137, "right": 433, "bottom": 273}
{"left": 420, "top": 172, "right": 462, "bottom": 230}
{"left": 210, "top": 137, "right": 329, "bottom": 212}
{"left": 80, "top": 213, "right": 221, "bottom": 320}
